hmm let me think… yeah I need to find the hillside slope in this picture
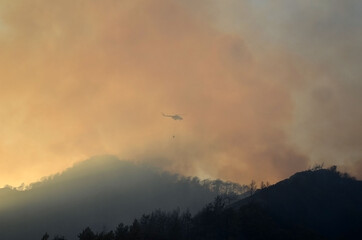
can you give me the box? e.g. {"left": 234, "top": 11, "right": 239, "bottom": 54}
{"left": 231, "top": 167, "right": 362, "bottom": 239}
{"left": 0, "top": 156, "right": 245, "bottom": 240}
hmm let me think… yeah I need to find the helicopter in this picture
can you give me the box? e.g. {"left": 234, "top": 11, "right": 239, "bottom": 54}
{"left": 162, "top": 113, "right": 183, "bottom": 120}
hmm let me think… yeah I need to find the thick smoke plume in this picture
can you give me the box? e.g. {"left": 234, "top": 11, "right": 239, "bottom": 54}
{"left": 0, "top": 0, "right": 361, "bottom": 185}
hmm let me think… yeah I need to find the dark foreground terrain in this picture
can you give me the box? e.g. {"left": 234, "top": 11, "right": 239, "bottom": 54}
{"left": 40, "top": 166, "right": 362, "bottom": 240}
{"left": 0, "top": 156, "right": 246, "bottom": 240}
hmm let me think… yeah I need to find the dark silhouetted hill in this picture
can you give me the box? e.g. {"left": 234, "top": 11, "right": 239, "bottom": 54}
{"left": 83, "top": 167, "right": 359, "bottom": 240}
{"left": 2, "top": 160, "right": 361, "bottom": 240}
{"left": 231, "top": 167, "right": 362, "bottom": 239}
{"left": 0, "top": 155, "right": 246, "bottom": 240}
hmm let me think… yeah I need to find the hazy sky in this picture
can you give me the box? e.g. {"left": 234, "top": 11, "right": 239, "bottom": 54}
{"left": 0, "top": 0, "right": 361, "bottom": 187}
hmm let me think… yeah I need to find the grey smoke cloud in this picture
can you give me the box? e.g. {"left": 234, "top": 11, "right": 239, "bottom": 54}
{"left": 0, "top": 0, "right": 361, "bottom": 186}
{"left": 202, "top": 0, "right": 362, "bottom": 178}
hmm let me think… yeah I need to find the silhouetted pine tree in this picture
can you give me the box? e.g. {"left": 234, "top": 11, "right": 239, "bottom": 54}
{"left": 78, "top": 227, "right": 96, "bottom": 240}
{"left": 115, "top": 223, "right": 129, "bottom": 240}
{"left": 41, "top": 232, "right": 49, "bottom": 240}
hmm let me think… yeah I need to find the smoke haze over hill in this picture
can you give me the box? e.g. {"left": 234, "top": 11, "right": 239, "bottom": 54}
{"left": 0, "top": 156, "right": 247, "bottom": 240}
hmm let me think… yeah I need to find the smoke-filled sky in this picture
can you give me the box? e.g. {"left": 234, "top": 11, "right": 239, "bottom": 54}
{"left": 1, "top": 0, "right": 361, "bottom": 187}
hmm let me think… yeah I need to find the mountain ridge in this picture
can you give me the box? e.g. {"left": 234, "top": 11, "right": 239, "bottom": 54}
{"left": 230, "top": 167, "right": 362, "bottom": 239}
{"left": 0, "top": 155, "right": 246, "bottom": 240}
